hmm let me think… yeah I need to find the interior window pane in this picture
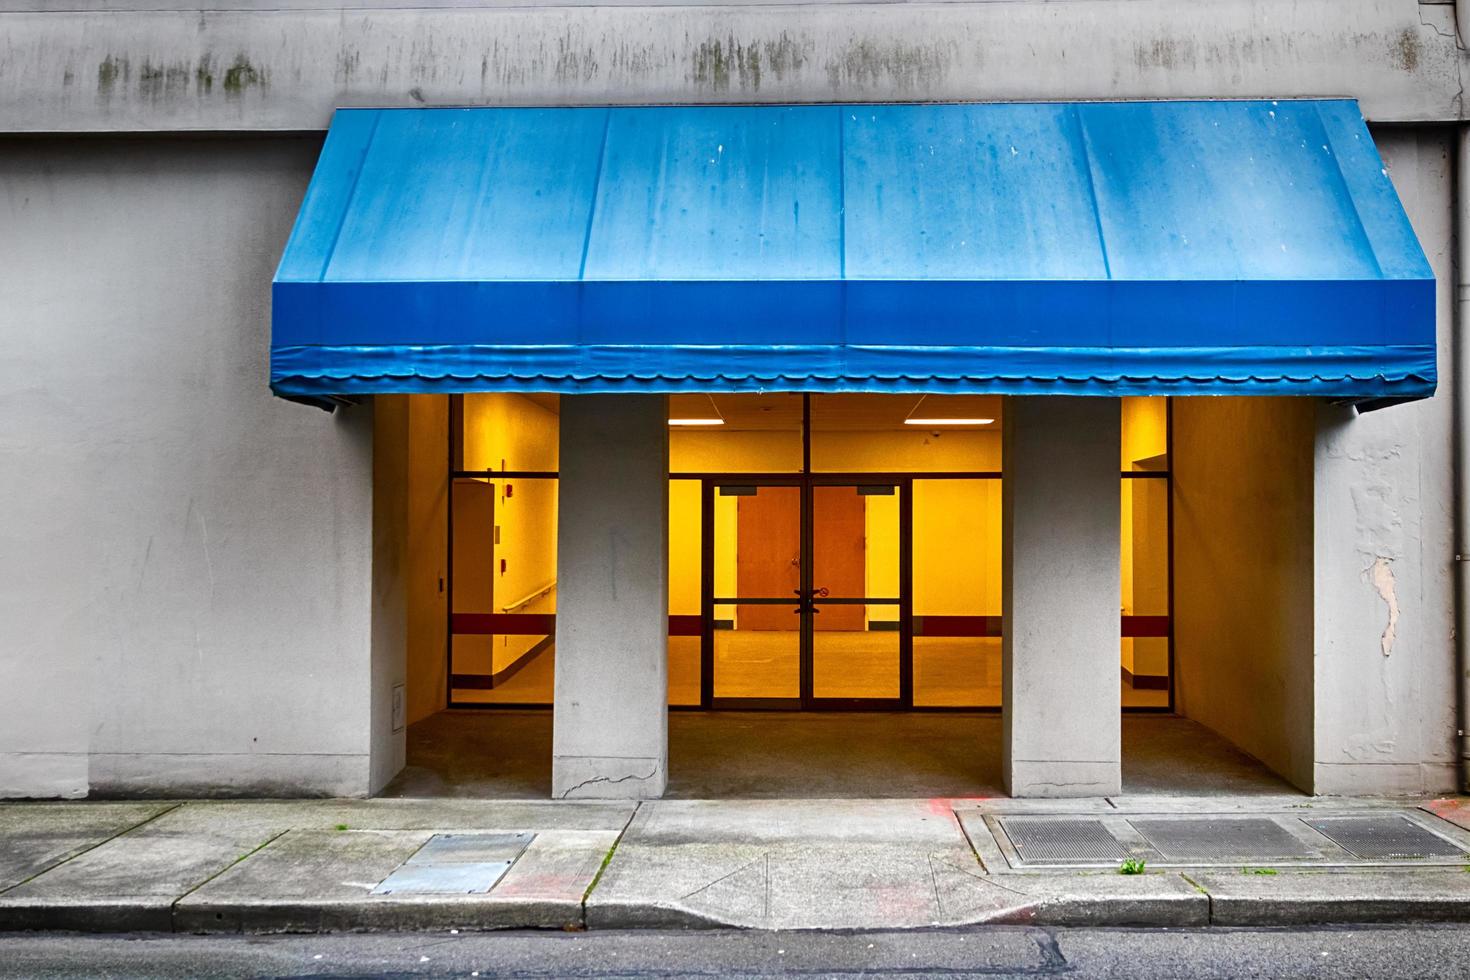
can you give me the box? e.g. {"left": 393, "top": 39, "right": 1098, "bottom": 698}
{"left": 669, "top": 393, "right": 802, "bottom": 473}
{"left": 811, "top": 394, "right": 1000, "bottom": 472}
{"left": 913, "top": 478, "right": 1002, "bottom": 707}
{"left": 668, "top": 478, "right": 702, "bottom": 706}
{"left": 1121, "top": 396, "right": 1168, "bottom": 471}
{"left": 461, "top": 393, "right": 560, "bottom": 472}
{"left": 449, "top": 477, "right": 557, "bottom": 705}
{"left": 1121, "top": 472, "right": 1170, "bottom": 708}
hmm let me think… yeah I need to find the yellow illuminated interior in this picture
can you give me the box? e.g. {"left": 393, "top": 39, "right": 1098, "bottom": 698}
{"left": 447, "top": 393, "right": 1171, "bottom": 709}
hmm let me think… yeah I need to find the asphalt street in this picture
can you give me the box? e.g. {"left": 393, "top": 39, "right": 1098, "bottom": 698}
{"left": 3, "top": 925, "right": 1470, "bottom": 979}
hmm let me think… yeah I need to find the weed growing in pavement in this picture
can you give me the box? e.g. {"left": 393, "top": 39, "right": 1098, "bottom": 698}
{"left": 1119, "top": 858, "right": 1146, "bottom": 875}
{"left": 1243, "top": 868, "right": 1278, "bottom": 875}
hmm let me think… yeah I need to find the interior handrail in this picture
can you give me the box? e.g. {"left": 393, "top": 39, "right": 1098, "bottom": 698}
{"left": 502, "top": 581, "right": 556, "bottom": 613}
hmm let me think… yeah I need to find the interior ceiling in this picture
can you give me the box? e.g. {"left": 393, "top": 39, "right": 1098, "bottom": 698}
{"left": 675, "top": 393, "right": 1003, "bottom": 430}
{"left": 516, "top": 392, "right": 1003, "bottom": 430}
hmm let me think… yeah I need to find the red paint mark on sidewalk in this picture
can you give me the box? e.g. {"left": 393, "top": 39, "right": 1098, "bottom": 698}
{"left": 1422, "top": 797, "right": 1470, "bottom": 831}
{"left": 926, "top": 796, "right": 991, "bottom": 817}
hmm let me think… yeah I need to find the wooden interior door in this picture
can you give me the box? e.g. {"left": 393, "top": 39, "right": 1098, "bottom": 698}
{"left": 811, "top": 487, "right": 866, "bottom": 630}
{"left": 735, "top": 488, "right": 801, "bottom": 630}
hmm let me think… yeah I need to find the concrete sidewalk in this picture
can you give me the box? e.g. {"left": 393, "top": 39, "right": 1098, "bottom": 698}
{"left": 0, "top": 796, "right": 1467, "bottom": 933}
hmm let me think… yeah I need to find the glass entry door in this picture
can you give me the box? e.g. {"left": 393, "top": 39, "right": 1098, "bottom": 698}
{"left": 709, "top": 483, "right": 803, "bottom": 706}
{"left": 809, "top": 483, "right": 905, "bottom": 705}
{"left": 705, "top": 479, "right": 907, "bottom": 708}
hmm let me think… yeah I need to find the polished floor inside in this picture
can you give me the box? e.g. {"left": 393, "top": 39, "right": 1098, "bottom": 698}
{"left": 384, "top": 711, "right": 1293, "bottom": 799}
{"left": 453, "top": 634, "right": 1170, "bottom": 708}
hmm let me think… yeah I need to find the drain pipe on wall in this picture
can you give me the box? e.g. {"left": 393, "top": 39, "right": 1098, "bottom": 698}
{"left": 1457, "top": 125, "right": 1470, "bottom": 794}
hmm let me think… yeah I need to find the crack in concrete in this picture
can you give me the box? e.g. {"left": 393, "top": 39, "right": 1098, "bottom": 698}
{"left": 1413, "top": 4, "right": 1466, "bottom": 123}
{"left": 556, "top": 766, "right": 660, "bottom": 800}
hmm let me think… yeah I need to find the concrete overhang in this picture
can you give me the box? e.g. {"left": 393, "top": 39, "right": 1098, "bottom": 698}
{"left": 0, "top": 0, "right": 1465, "bottom": 134}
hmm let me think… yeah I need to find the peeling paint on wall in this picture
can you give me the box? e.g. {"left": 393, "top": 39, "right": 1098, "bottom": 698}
{"left": 1368, "top": 556, "right": 1400, "bottom": 656}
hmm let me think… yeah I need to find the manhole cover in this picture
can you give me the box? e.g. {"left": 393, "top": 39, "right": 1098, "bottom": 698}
{"left": 1303, "top": 816, "right": 1467, "bottom": 860}
{"left": 1000, "top": 818, "right": 1128, "bottom": 864}
{"left": 1129, "top": 818, "right": 1315, "bottom": 862}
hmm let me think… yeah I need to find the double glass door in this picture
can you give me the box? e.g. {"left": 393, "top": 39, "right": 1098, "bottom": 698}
{"left": 705, "top": 479, "right": 907, "bottom": 708}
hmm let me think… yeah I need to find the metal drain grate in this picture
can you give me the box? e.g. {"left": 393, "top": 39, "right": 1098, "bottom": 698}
{"left": 1303, "top": 816, "right": 1467, "bottom": 860}
{"left": 1129, "top": 818, "right": 1315, "bottom": 862}
{"left": 999, "top": 818, "right": 1128, "bottom": 864}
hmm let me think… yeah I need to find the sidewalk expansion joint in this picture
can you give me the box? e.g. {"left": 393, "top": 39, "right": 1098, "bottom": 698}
{"left": 0, "top": 801, "right": 182, "bottom": 896}
{"left": 951, "top": 804, "right": 993, "bottom": 874}
{"left": 578, "top": 800, "right": 639, "bottom": 928}
{"left": 1179, "top": 871, "right": 1214, "bottom": 922}
{"left": 169, "top": 827, "right": 290, "bottom": 927}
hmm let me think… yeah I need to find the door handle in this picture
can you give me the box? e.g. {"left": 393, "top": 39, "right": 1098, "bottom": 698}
{"left": 792, "top": 589, "right": 820, "bottom": 615}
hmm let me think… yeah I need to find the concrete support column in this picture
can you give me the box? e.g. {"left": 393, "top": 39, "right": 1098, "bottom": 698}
{"left": 552, "top": 394, "right": 669, "bottom": 799}
{"left": 1002, "top": 397, "right": 1121, "bottom": 797}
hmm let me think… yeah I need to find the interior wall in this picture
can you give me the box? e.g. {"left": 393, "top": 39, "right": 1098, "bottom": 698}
{"left": 405, "top": 395, "right": 448, "bottom": 726}
{"left": 1172, "top": 397, "right": 1316, "bottom": 790}
{"left": 0, "top": 135, "right": 377, "bottom": 797}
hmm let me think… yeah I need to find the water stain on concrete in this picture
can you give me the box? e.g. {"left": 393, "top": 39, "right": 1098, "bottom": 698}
{"left": 1393, "top": 27, "right": 1420, "bottom": 73}
{"left": 222, "top": 54, "right": 262, "bottom": 96}
{"left": 96, "top": 55, "right": 128, "bottom": 99}
{"left": 691, "top": 33, "right": 811, "bottom": 92}
{"left": 823, "top": 38, "right": 957, "bottom": 94}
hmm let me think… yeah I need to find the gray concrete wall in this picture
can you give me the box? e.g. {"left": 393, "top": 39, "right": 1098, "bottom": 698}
{"left": 553, "top": 394, "right": 669, "bottom": 800}
{"left": 0, "top": 1, "right": 1462, "bottom": 133}
{"left": 1002, "top": 397, "right": 1120, "bottom": 798}
{"left": 0, "top": 135, "right": 380, "bottom": 798}
{"left": 1172, "top": 398, "right": 1316, "bottom": 792}
{"left": 1311, "top": 129, "right": 1459, "bottom": 796}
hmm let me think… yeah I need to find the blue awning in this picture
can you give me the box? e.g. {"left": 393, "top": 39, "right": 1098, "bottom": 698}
{"left": 272, "top": 101, "right": 1435, "bottom": 405}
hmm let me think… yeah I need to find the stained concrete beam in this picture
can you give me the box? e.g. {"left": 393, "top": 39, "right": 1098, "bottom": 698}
{"left": 0, "top": 1, "right": 1463, "bottom": 134}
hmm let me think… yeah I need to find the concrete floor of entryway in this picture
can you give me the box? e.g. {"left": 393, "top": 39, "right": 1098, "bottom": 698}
{"left": 382, "top": 711, "right": 1297, "bottom": 800}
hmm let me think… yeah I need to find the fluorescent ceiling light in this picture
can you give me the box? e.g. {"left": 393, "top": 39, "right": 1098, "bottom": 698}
{"left": 904, "top": 418, "right": 994, "bottom": 426}
{"left": 668, "top": 418, "right": 726, "bottom": 426}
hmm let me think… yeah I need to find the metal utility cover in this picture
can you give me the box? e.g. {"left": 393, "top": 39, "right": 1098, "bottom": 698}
{"left": 406, "top": 832, "right": 533, "bottom": 865}
{"left": 1304, "top": 816, "right": 1468, "bottom": 860}
{"left": 372, "top": 861, "right": 513, "bottom": 896}
{"left": 1129, "top": 818, "right": 1315, "bottom": 862}
{"left": 999, "top": 818, "right": 1129, "bottom": 865}
{"left": 372, "top": 832, "right": 535, "bottom": 896}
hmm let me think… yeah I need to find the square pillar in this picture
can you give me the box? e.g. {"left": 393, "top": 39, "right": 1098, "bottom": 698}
{"left": 552, "top": 394, "right": 669, "bottom": 799}
{"left": 1003, "top": 397, "right": 1121, "bottom": 797}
